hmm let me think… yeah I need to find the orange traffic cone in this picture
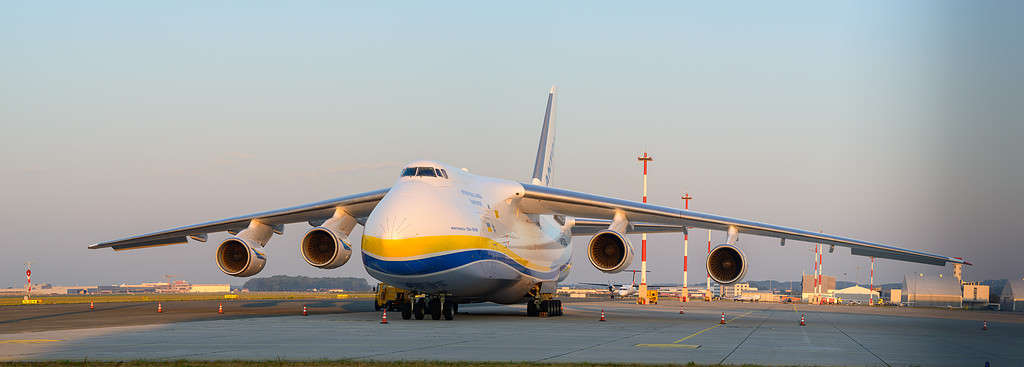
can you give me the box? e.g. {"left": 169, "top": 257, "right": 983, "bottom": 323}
{"left": 800, "top": 314, "right": 806, "bottom": 326}
{"left": 380, "top": 310, "right": 389, "bottom": 324}
{"left": 599, "top": 309, "right": 606, "bottom": 322}
{"left": 982, "top": 321, "right": 988, "bottom": 331}
{"left": 302, "top": 305, "right": 308, "bottom": 316}
{"left": 720, "top": 312, "right": 726, "bottom": 324}
{"left": 89, "top": 301, "right": 94, "bottom": 310}
{"left": 218, "top": 303, "right": 224, "bottom": 314}
{"left": 679, "top": 305, "right": 685, "bottom": 314}
{"left": 157, "top": 303, "right": 163, "bottom": 313}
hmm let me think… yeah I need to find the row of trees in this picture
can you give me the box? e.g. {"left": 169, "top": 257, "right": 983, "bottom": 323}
{"left": 242, "top": 275, "right": 371, "bottom": 291}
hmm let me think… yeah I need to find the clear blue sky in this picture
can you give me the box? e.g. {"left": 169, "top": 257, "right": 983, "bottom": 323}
{"left": 2, "top": 1, "right": 1021, "bottom": 288}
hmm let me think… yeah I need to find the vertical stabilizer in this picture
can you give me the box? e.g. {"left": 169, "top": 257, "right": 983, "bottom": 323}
{"left": 531, "top": 86, "right": 558, "bottom": 186}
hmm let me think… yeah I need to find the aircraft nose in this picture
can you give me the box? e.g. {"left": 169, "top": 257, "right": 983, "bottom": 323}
{"left": 363, "top": 182, "right": 456, "bottom": 240}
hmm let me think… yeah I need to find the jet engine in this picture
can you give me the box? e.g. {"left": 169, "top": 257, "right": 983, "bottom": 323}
{"left": 216, "top": 237, "right": 267, "bottom": 277}
{"left": 586, "top": 230, "right": 634, "bottom": 273}
{"left": 707, "top": 244, "right": 747, "bottom": 284}
{"left": 300, "top": 226, "right": 353, "bottom": 269}
{"left": 300, "top": 209, "right": 356, "bottom": 269}
{"left": 216, "top": 220, "right": 274, "bottom": 277}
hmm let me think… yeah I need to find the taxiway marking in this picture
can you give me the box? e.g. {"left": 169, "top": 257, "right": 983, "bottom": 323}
{"left": 635, "top": 311, "right": 754, "bottom": 349}
{"left": 0, "top": 339, "right": 61, "bottom": 344}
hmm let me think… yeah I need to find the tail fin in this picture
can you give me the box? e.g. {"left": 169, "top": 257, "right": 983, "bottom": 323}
{"left": 531, "top": 86, "right": 558, "bottom": 186}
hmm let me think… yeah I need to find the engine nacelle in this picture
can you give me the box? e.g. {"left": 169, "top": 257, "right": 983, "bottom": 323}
{"left": 216, "top": 237, "right": 267, "bottom": 277}
{"left": 300, "top": 209, "right": 357, "bottom": 269}
{"left": 300, "top": 226, "right": 353, "bottom": 269}
{"left": 587, "top": 230, "right": 634, "bottom": 273}
{"left": 707, "top": 244, "right": 747, "bottom": 285}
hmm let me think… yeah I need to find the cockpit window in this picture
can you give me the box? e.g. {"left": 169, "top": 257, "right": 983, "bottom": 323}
{"left": 401, "top": 166, "right": 448, "bottom": 178}
{"left": 415, "top": 167, "right": 437, "bottom": 177}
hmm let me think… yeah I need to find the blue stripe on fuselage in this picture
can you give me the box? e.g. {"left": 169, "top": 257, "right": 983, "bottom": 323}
{"left": 362, "top": 249, "right": 565, "bottom": 279}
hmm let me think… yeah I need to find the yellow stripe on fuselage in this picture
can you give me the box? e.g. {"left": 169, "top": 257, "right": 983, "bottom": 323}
{"left": 361, "top": 235, "right": 554, "bottom": 272}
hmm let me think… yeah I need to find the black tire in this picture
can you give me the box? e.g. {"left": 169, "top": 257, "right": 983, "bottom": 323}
{"left": 539, "top": 300, "right": 549, "bottom": 316}
{"left": 414, "top": 299, "right": 426, "bottom": 320}
{"left": 429, "top": 298, "right": 442, "bottom": 320}
{"left": 442, "top": 301, "right": 454, "bottom": 320}
{"left": 400, "top": 301, "right": 412, "bottom": 320}
{"left": 374, "top": 302, "right": 383, "bottom": 311}
{"left": 527, "top": 300, "right": 538, "bottom": 316}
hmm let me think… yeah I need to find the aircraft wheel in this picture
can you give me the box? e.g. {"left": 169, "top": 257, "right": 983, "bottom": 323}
{"left": 429, "top": 298, "right": 442, "bottom": 320}
{"left": 554, "top": 300, "right": 562, "bottom": 316}
{"left": 400, "top": 301, "right": 412, "bottom": 320}
{"left": 414, "top": 299, "right": 426, "bottom": 320}
{"left": 527, "top": 299, "right": 539, "bottom": 316}
{"left": 442, "top": 301, "right": 454, "bottom": 320}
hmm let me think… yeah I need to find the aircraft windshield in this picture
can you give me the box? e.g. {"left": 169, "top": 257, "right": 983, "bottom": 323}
{"left": 401, "top": 166, "right": 445, "bottom": 178}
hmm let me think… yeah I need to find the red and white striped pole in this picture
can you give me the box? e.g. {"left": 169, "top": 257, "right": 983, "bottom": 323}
{"left": 706, "top": 229, "right": 711, "bottom": 300}
{"left": 819, "top": 244, "right": 824, "bottom": 297}
{"left": 869, "top": 257, "right": 875, "bottom": 305}
{"left": 25, "top": 263, "right": 32, "bottom": 298}
{"left": 637, "top": 152, "right": 652, "bottom": 304}
{"left": 813, "top": 245, "right": 819, "bottom": 301}
{"left": 681, "top": 193, "right": 692, "bottom": 302}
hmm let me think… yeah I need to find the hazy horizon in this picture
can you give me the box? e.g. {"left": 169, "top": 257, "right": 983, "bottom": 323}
{"left": 3, "top": 1, "right": 1021, "bottom": 288}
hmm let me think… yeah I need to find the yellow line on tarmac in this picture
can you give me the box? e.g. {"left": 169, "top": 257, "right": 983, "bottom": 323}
{"left": 634, "top": 343, "right": 700, "bottom": 349}
{"left": 672, "top": 311, "right": 753, "bottom": 343}
{"left": 635, "top": 311, "right": 754, "bottom": 349}
{"left": 0, "top": 339, "right": 61, "bottom": 344}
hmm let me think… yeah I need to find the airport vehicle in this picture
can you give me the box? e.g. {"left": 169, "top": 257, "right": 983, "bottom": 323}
{"left": 90, "top": 87, "right": 968, "bottom": 320}
{"left": 374, "top": 283, "right": 408, "bottom": 312}
{"left": 642, "top": 290, "right": 658, "bottom": 304}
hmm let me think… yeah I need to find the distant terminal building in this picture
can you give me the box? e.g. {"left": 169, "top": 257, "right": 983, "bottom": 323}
{"left": 961, "top": 282, "right": 990, "bottom": 309}
{"left": 190, "top": 284, "right": 230, "bottom": 293}
{"left": 723, "top": 283, "right": 756, "bottom": 298}
{"left": 903, "top": 274, "right": 962, "bottom": 308}
{"left": 830, "top": 285, "right": 879, "bottom": 304}
{"left": 1000, "top": 279, "right": 1024, "bottom": 312}
{"left": 742, "top": 291, "right": 781, "bottom": 302}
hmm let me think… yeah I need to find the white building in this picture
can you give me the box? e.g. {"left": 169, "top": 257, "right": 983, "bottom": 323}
{"left": 723, "top": 283, "right": 756, "bottom": 298}
{"left": 190, "top": 284, "right": 230, "bottom": 293}
{"left": 830, "top": 285, "right": 879, "bottom": 304}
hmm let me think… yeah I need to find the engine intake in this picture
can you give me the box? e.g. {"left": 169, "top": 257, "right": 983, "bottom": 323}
{"left": 216, "top": 238, "right": 267, "bottom": 277}
{"left": 300, "top": 227, "right": 352, "bottom": 269}
{"left": 707, "top": 245, "right": 747, "bottom": 284}
{"left": 587, "top": 230, "right": 634, "bottom": 273}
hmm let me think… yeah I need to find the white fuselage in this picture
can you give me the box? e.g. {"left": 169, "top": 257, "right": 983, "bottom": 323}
{"left": 616, "top": 285, "right": 638, "bottom": 298}
{"left": 361, "top": 161, "right": 572, "bottom": 304}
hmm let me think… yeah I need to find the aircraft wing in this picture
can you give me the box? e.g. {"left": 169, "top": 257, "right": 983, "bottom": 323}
{"left": 518, "top": 183, "right": 967, "bottom": 267}
{"left": 89, "top": 188, "right": 389, "bottom": 251}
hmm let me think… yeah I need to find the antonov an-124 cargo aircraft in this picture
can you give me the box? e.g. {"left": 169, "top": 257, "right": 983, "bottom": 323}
{"left": 91, "top": 87, "right": 967, "bottom": 320}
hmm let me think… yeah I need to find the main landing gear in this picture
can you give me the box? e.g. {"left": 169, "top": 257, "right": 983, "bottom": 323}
{"left": 527, "top": 298, "right": 563, "bottom": 317}
{"left": 399, "top": 296, "right": 455, "bottom": 321}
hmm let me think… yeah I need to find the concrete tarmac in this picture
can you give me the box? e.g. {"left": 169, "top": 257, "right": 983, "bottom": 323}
{"left": 1, "top": 299, "right": 1021, "bottom": 366}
